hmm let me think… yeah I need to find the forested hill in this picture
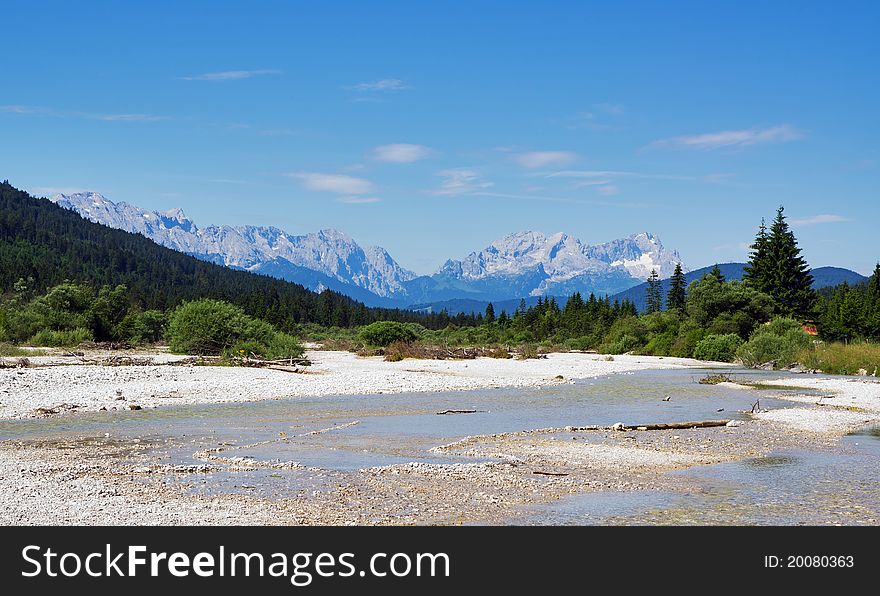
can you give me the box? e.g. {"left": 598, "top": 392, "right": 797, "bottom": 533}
{"left": 0, "top": 181, "right": 446, "bottom": 330}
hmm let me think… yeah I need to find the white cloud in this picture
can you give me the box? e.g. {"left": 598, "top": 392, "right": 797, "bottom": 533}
{"left": 432, "top": 169, "right": 493, "bottom": 196}
{"left": 31, "top": 186, "right": 92, "bottom": 196}
{"left": 337, "top": 196, "right": 382, "bottom": 204}
{"left": 372, "top": 143, "right": 433, "bottom": 163}
{"left": 513, "top": 151, "right": 577, "bottom": 169}
{"left": 180, "top": 69, "right": 281, "bottom": 81}
{"left": 648, "top": 124, "right": 805, "bottom": 151}
{"left": 0, "top": 105, "right": 42, "bottom": 114}
{"left": 1, "top": 104, "right": 168, "bottom": 122}
{"left": 93, "top": 113, "right": 169, "bottom": 122}
{"left": 288, "top": 172, "right": 374, "bottom": 195}
{"left": 545, "top": 169, "right": 695, "bottom": 182}
{"left": 790, "top": 214, "right": 849, "bottom": 227}
{"left": 349, "top": 78, "right": 408, "bottom": 92}
{"left": 597, "top": 185, "right": 620, "bottom": 196}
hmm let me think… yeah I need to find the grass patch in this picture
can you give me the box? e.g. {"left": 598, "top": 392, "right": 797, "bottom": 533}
{"left": 697, "top": 372, "right": 738, "bottom": 385}
{"left": 795, "top": 342, "right": 880, "bottom": 376}
{"left": 0, "top": 343, "right": 46, "bottom": 357}
{"left": 741, "top": 382, "right": 814, "bottom": 392}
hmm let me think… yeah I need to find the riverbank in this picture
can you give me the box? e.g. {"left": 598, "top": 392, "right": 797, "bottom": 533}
{"left": 0, "top": 349, "right": 718, "bottom": 420}
{"left": 1, "top": 353, "right": 878, "bottom": 525}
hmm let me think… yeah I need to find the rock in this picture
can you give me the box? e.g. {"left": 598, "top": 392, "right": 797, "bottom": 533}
{"left": 611, "top": 422, "right": 625, "bottom": 431}
{"left": 758, "top": 360, "right": 777, "bottom": 371}
{"left": 662, "top": 395, "right": 671, "bottom": 401}
{"left": 128, "top": 404, "right": 142, "bottom": 411}
{"left": 725, "top": 420, "right": 741, "bottom": 427}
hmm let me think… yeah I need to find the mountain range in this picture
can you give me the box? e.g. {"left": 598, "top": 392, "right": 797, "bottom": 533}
{"left": 48, "top": 192, "right": 684, "bottom": 307}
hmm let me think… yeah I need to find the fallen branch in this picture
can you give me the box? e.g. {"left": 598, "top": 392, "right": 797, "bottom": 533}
{"left": 610, "top": 420, "right": 731, "bottom": 431}
{"left": 435, "top": 409, "right": 485, "bottom": 415}
{"left": 533, "top": 470, "right": 569, "bottom": 477}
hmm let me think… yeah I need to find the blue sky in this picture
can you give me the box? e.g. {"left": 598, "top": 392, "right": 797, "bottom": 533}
{"left": 2, "top": 0, "right": 878, "bottom": 275}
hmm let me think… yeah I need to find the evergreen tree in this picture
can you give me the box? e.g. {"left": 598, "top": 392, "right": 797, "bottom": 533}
{"left": 667, "top": 263, "right": 687, "bottom": 311}
{"left": 764, "top": 206, "right": 816, "bottom": 318}
{"left": 869, "top": 263, "right": 880, "bottom": 299}
{"left": 484, "top": 302, "right": 495, "bottom": 324}
{"left": 743, "top": 218, "right": 770, "bottom": 292}
{"left": 645, "top": 269, "right": 663, "bottom": 314}
{"left": 710, "top": 264, "right": 725, "bottom": 283}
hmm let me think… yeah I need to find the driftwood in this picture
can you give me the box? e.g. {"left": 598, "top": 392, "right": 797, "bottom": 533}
{"left": 604, "top": 420, "right": 732, "bottom": 430}
{"left": 613, "top": 420, "right": 731, "bottom": 431}
{"left": 533, "top": 470, "right": 569, "bottom": 477}
{"left": 435, "top": 409, "right": 485, "bottom": 415}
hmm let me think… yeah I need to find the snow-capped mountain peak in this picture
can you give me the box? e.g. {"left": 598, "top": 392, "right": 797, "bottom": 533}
{"left": 47, "top": 191, "right": 416, "bottom": 298}
{"left": 441, "top": 230, "right": 683, "bottom": 284}
{"left": 45, "top": 192, "right": 686, "bottom": 306}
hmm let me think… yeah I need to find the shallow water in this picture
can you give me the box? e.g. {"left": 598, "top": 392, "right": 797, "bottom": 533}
{"left": 516, "top": 428, "right": 880, "bottom": 525}
{"left": 2, "top": 367, "right": 866, "bottom": 524}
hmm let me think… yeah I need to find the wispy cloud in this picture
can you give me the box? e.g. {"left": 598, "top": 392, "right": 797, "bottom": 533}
{"left": 287, "top": 172, "right": 374, "bottom": 195}
{"left": 372, "top": 143, "right": 433, "bottom": 163}
{"left": 513, "top": 151, "right": 577, "bottom": 169}
{"left": 432, "top": 169, "right": 493, "bottom": 196}
{"left": 31, "top": 186, "right": 92, "bottom": 196}
{"left": 471, "top": 191, "right": 663, "bottom": 210}
{"left": 562, "top": 103, "right": 625, "bottom": 130}
{"left": 544, "top": 169, "right": 696, "bottom": 182}
{"left": 1, "top": 104, "right": 168, "bottom": 122}
{"left": 790, "top": 214, "right": 849, "bottom": 227}
{"left": 349, "top": 78, "right": 408, "bottom": 92}
{"left": 337, "top": 196, "right": 382, "bottom": 204}
{"left": 93, "top": 113, "right": 169, "bottom": 122}
{"left": 180, "top": 69, "right": 281, "bottom": 82}
{"left": 597, "top": 184, "right": 620, "bottom": 196}
{"left": 647, "top": 124, "right": 805, "bottom": 151}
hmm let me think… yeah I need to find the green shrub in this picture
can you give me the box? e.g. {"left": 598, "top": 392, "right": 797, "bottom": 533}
{"left": 600, "top": 334, "right": 641, "bottom": 354}
{"left": 516, "top": 343, "right": 541, "bottom": 360}
{"left": 565, "top": 336, "right": 598, "bottom": 351}
{"left": 116, "top": 310, "right": 166, "bottom": 344}
{"left": 670, "top": 326, "right": 706, "bottom": 358}
{"left": 29, "top": 327, "right": 93, "bottom": 347}
{"left": 358, "top": 321, "right": 419, "bottom": 347}
{"left": 167, "top": 299, "right": 303, "bottom": 359}
{"left": 736, "top": 317, "right": 812, "bottom": 367}
{"left": 693, "top": 333, "right": 743, "bottom": 362}
{"left": 640, "top": 330, "right": 677, "bottom": 356}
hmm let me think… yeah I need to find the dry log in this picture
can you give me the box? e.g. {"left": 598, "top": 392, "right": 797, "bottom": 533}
{"left": 533, "top": 470, "right": 569, "bottom": 477}
{"left": 612, "top": 420, "right": 731, "bottom": 431}
{"left": 435, "top": 409, "right": 484, "bottom": 415}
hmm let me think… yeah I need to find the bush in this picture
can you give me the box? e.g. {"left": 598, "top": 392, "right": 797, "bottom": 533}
{"left": 29, "top": 327, "right": 93, "bottom": 347}
{"left": 670, "top": 326, "right": 706, "bottom": 358}
{"left": 116, "top": 310, "right": 166, "bottom": 344}
{"left": 167, "top": 299, "right": 303, "bottom": 360}
{"left": 600, "top": 334, "right": 641, "bottom": 355}
{"left": 358, "top": 321, "right": 419, "bottom": 347}
{"left": 736, "top": 317, "right": 812, "bottom": 367}
{"left": 693, "top": 334, "right": 743, "bottom": 362}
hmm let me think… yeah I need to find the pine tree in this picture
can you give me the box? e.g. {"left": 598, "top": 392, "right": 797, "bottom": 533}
{"left": 743, "top": 218, "right": 770, "bottom": 292}
{"left": 666, "top": 263, "right": 687, "bottom": 311}
{"left": 645, "top": 269, "right": 663, "bottom": 314}
{"left": 484, "top": 302, "right": 495, "bottom": 324}
{"left": 710, "top": 264, "right": 725, "bottom": 283}
{"left": 869, "top": 263, "right": 880, "bottom": 299}
{"left": 764, "top": 206, "right": 816, "bottom": 318}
